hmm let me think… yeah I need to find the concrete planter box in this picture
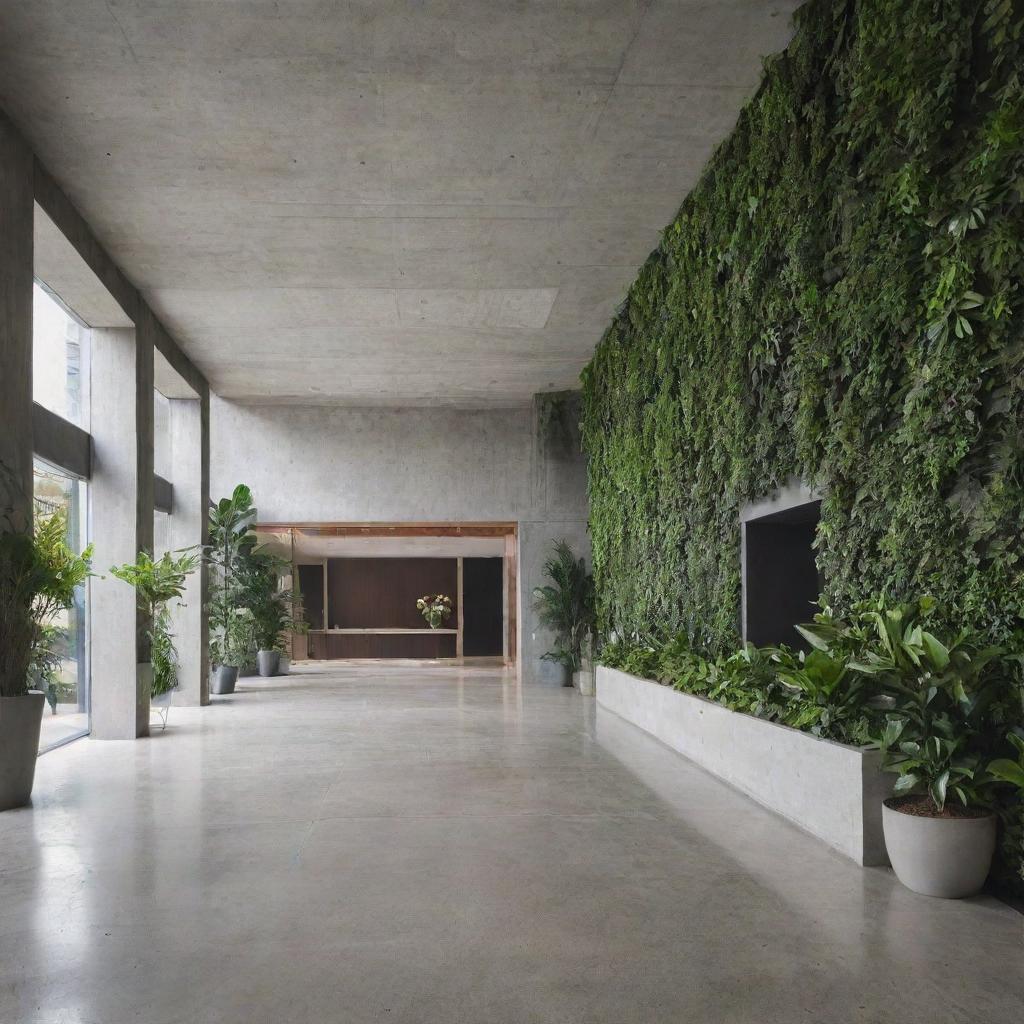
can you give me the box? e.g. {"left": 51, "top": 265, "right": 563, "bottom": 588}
{"left": 597, "top": 666, "right": 891, "bottom": 865}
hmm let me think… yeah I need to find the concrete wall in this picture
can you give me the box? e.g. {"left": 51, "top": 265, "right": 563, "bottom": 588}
{"left": 210, "top": 396, "right": 589, "bottom": 683}
{"left": 89, "top": 327, "right": 154, "bottom": 739}
{"left": 0, "top": 112, "right": 34, "bottom": 533}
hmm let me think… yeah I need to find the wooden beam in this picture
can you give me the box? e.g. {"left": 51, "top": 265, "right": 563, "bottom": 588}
{"left": 254, "top": 521, "right": 517, "bottom": 538}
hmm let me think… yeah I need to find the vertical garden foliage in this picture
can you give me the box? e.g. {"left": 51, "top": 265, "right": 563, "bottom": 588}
{"left": 581, "top": 0, "right": 1024, "bottom": 659}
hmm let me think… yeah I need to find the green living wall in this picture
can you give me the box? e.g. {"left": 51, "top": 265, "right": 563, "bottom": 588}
{"left": 581, "top": 0, "right": 1023, "bottom": 654}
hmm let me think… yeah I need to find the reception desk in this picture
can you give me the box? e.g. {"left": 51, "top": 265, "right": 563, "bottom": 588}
{"left": 309, "top": 627, "right": 458, "bottom": 660}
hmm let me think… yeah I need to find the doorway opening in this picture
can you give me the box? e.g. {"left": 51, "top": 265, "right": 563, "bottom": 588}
{"left": 255, "top": 522, "right": 517, "bottom": 666}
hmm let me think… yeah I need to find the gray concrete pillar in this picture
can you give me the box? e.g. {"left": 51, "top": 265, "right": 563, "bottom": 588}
{"left": 89, "top": 325, "right": 154, "bottom": 739}
{"left": 0, "top": 112, "right": 34, "bottom": 531}
{"left": 169, "top": 394, "right": 210, "bottom": 706}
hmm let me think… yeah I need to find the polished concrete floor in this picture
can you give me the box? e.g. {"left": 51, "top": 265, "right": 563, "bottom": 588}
{"left": 2, "top": 663, "right": 1021, "bottom": 1024}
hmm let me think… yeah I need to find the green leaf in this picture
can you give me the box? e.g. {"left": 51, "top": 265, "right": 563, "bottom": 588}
{"left": 794, "top": 623, "right": 830, "bottom": 652}
{"left": 930, "top": 770, "right": 949, "bottom": 811}
{"left": 881, "top": 718, "right": 905, "bottom": 748}
{"left": 988, "top": 760, "right": 1024, "bottom": 790}
{"left": 920, "top": 631, "right": 949, "bottom": 669}
{"left": 893, "top": 773, "right": 920, "bottom": 795}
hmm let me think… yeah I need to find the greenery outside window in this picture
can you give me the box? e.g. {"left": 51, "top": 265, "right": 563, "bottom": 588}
{"left": 33, "top": 459, "right": 90, "bottom": 752}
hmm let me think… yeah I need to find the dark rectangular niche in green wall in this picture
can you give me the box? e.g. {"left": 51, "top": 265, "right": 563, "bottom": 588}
{"left": 742, "top": 494, "right": 822, "bottom": 649}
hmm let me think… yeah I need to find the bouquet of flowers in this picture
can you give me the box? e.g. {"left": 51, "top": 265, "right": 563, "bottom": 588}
{"left": 416, "top": 594, "right": 452, "bottom": 629}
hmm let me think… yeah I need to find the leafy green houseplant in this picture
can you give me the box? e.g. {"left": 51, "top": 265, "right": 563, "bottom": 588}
{"left": 111, "top": 548, "right": 200, "bottom": 708}
{"left": 989, "top": 733, "right": 1024, "bottom": 792}
{"left": 23, "top": 510, "right": 92, "bottom": 715}
{"left": 235, "top": 547, "right": 295, "bottom": 676}
{"left": 597, "top": 594, "right": 1021, "bottom": 896}
{"left": 532, "top": 541, "right": 595, "bottom": 686}
{"left": 416, "top": 594, "right": 452, "bottom": 630}
{"left": 1, "top": 490, "right": 93, "bottom": 810}
{"left": 206, "top": 484, "right": 257, "bottom": 694}
{"left": 987, "top": 731, "right": 1024, "bottom": 892}
{"left": 795, "top": 597, "right": 1015, "bottom": 898}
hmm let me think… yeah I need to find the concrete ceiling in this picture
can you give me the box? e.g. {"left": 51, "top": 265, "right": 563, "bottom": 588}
{"left": 0, "top": 0, "right": 798, "bottom": 406}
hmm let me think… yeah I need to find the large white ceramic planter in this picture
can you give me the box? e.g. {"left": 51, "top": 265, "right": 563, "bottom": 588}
{"left": 0, "top": 692, "right": 45, "bottom": 812}
{"left": 597, "top": 666, "right": 891, "bottom": 864}
{"left": 882, "top": 801, "right": 996, "bottom": 898}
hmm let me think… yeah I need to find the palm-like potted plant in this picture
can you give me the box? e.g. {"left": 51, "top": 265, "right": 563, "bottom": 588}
{"left": 1, "top": 495, "right": 92, "bottom": 810}
{"left": 206, "top": 484, "right": 257, "bottom": 695}
{"left": 532, "top": 540, "right": 595, "bottom": 687}
{"left": 111, "top": 548, "right": 199, "bottom": 726}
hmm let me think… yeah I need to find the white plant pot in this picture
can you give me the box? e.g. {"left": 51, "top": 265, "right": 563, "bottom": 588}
{"left": 882, "top": 800, "right": 997, "bottom": 898}
{"left": 0, "top": 692, "right": 45, "bottom": 812}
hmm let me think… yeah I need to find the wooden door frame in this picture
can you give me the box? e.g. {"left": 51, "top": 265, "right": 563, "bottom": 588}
{"left": 255, "top": 522, "right": 517, "bottom": 666}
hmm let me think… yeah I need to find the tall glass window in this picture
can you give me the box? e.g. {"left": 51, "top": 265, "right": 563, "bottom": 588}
{"left": 154, "top": 511, "right": 172, "bottom": 557}
{"left": 33, "top": 282, "right": 90, "bottom": 428}
{"left": 154, "top": 389, "right": 170, "bottom": 481}
{"left": 33, "top": 460, "right": 90, "bottom": 752}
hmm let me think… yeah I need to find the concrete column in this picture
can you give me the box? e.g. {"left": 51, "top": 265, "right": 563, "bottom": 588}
{"left": 169, "top": 394, "right": 210, "bottom": 706}
{"left": 0, "top": 112, "right": 33, "bottom": 531}
{"left": 89, "top": 325, "right": 154, "bottom": 739}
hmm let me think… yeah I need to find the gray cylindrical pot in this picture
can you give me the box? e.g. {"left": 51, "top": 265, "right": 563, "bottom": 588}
{"left": 882, "top": 800, "right": 997, "bottom": 898}
{"left": 0, "top": 692, "right": 45, "bottom": 812}
{"left": 277, "top": 655, "right": 290, "bottom": 676}
{"left": 210, "top": 665, "right": 238, "bottom": 695}
{"left": 257, "top": 650, "right": 280, "bottom": 677}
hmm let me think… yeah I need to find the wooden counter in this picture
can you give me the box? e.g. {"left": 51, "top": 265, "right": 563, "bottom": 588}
{"left": 309, "top": 628, "right": 457, "bottom": 660}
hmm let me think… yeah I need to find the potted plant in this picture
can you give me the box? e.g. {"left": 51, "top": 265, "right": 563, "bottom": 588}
{"left": 1, "top": 498, "right": 92, "bottom": 811}
{"left": 206, "top": 484, "right": 257, "bottom": 695}
{"left": 111, "top": 548, "right": 199, "bottom": 727}
{"left": 236, "top": 548, "right": 295, "bottom": 677}
{"left": 416, "top": 594, "right": 452, "bottom": 630}
{"left": 855, "top": 598, "right": 1012, "bottom": 898}
{"left": 532, "top": 540, "right": 595, "bottom": 687}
